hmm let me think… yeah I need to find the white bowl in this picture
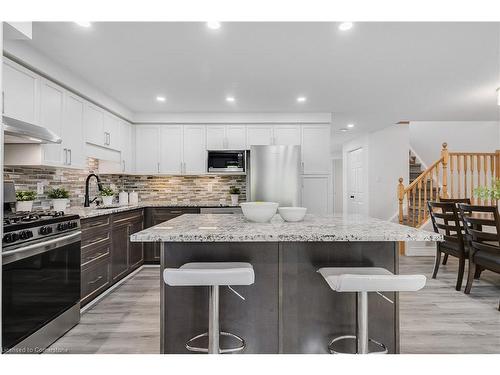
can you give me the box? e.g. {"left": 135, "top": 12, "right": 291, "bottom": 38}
{"left": 240, "top": 202, "right": 279, "bottom": 223}
{"left": 278, "top": 207, "right": 307, "bottom": 222}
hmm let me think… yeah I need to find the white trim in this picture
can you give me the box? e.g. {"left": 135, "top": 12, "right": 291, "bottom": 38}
{"left": 80, "top": 264, "right": 159, "bottom": 313}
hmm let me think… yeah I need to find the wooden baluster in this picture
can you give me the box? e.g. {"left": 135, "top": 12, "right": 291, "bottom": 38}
{"left": 429, "top": 166, "right": 434, "bottom": 202}
{"left": 457, "top": 155, "right": 462, "bottom": 198}
{"left": 441, "top": 143, "right": 449, "bottom": 198}
{"left": 423, "top": 172, "right": 428, "bottom": 222}
{"left": 406, "top": 193, "right": 411, "bottom": 226}
{"left": 491, "top": 154, "right": 495, "bottom": 206}
{"left": 398, "top": 178, "right": 404, "bottom": 224}
{"left": 470, "top": 155, "right": 474, "bottom": 204}
{"left": 412, "top": 187, "right": 416, "bottom": 226}
{"left": 496, "top": 150, "right": 500, "bottom": 180}
{"left": 464, "top": 155, "right": 468, "bottom": 198}
{"left": 449, "top": 154, "right": 455, "bottom": 198}
{"left": 417, "top": 179, "right": 422, "bottom": 225}
{"left": 477, "top": 155, "right": 481, "bottom": 205}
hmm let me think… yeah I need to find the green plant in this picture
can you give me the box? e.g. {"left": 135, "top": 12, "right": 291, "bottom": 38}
{"left": 47, "top": 187, "right": 70, "bottom": 199}
{"left": 16, "top": 190, "right": 37, "bottom": 201}
{"left": 229, "top": 186, "right": 240, "bottom": 195}
{"left": 99, "top": 186, "right": 115, "bottom": 197}
{"left": 474, "top": 179, "right": 500, "bottom": 201}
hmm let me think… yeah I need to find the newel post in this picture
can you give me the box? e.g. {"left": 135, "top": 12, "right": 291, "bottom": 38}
{"left": 441, "top": 142, "right": 449, "bottom": 198}
{"left": 495, "top": 150, "right": 500, "bottom": 180}
{"left": 398, "top": 177, "right": 405, "bottom": 224}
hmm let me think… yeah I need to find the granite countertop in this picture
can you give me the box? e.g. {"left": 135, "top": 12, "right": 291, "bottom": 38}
{"left": 130, "top": 213, "right": 443, "bottom": 242}
{"left": 66, "top": 201, "right": 239, "bottom": 219}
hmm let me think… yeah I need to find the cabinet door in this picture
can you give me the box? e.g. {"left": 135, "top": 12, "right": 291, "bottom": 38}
{"left": 206, "top": 125, "right": 226, "bottom": 150}
{"left": 2, "top": 59, "right": 39, "bottom": 124}
{"left": 183, "top": 125, "right": 206, "bottom": 174}
{"left": 159, "top": 125, "right": 183, "bottom": 174}
{"left": 301, "top": 125, "right": 331, "bottom": 174}
{"left": 246, "top": 125, "right": 273, "bottom": 147}
{"left": 302, "top": 176, "right": 330, "bottom": 215}
{"left": 84, "top": 103, "right": 105, "bottom": 146}
{"left": 273, "top": 125, "right": 301, "bottom": 145}
{"left": 120, "top": 121, "right": 134, "bottom": 173}
{"left": 136, "top": 126, "right": 160, "bottom": 173}
{"left": 128, "top": 220, "right": 144, "bottom": 270}
{"left": 104, "top": 113, "right": 121, "bottom": 150}
{"left": 226, "top": 125, "right": 246, "bottom": 149}
{"left": 63, "top": 93, "right": 86, "bottom": 168}
{"left": 111, "top": 223, "right": 129, "bottom": 282}
{"left": 40, "top": 79, "right": 64, "bottom": 165}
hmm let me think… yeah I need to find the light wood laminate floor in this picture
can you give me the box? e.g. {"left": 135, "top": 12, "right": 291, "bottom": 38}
{"left": 47, "top": 257, "right": 500, "bottom": 354}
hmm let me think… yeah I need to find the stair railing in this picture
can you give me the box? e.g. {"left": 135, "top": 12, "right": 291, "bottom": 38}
{"left": 398, "top": 143, "right": 500, "bottom": 228}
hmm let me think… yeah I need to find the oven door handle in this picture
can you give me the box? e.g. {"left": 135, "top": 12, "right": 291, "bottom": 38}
{"left": 2, "top": 231, "right": 82, "bottom": 265}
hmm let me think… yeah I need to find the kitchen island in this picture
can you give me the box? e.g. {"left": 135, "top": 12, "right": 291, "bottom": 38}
{"left": 130, "top": 214, "right": 442, "bottom": 354}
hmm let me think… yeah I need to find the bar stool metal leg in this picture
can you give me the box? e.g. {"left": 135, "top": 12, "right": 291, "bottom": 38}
{"left": 357, "top": 292, "right": 369, "bottom": 354}
{"left": 208, "top": 285, "right": 220, "bottom": 354}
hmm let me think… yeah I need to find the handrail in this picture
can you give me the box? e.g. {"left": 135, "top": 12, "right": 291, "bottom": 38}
{"left": 398, "top": 143, "right": 500, "bottom": 230}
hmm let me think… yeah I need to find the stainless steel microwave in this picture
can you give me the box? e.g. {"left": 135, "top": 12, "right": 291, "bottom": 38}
{"left": 207, "top": 150, "right": 246, "bottom": 173}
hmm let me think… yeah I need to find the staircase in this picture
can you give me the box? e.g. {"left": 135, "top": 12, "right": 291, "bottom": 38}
{"left": 398, "top": 143, "right": 499, "bottom": 229}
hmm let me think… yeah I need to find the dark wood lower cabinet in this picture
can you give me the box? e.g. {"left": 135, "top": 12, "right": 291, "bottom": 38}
{"left": 81, "top": 209, "right": 144, "bottom": 306}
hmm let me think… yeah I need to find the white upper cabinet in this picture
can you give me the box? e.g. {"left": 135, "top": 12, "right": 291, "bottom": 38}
{"left": 226, "top": 125, "right": 246, "bottom": 149}
{"left": 206, "top": 125, "right": 226, "bottom": 150}
{"left": 103, "top": 112, "right": 121, "bottom": 150}
{"left": 135, "top": 126, "right": 160, "bottom": 174}
{"left": 159, "top": 125, "right": 183, "bottom": 174}
{"left": 39, "top": 79, "right": 64, "bottom": 165}
{"left": 84, "top": 103, "right": 105, "bottom": 146}
{"left": 301, "top": 125, "right": 331, "bottom": 174}
{"left": 246, "top": 125, "right": 274, "bottom": 147}
{"left": 273, "top": 125, "right": 301, "bottom": 145}
{"left": 183, "top": 125, "right": 206, "bottom": 174}
{"left": 62, "top": 92, "right": 86, "bottom": 168}
{"left": 119, "top": 121, "right": 134, "bottom": 173}
{"left": 2, "top": 59, "right": 40, "bottom": 124}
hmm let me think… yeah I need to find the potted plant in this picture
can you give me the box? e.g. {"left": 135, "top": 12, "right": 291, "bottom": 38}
{"left": 16, "top": 190, "right": 37, "bottom": 212}
{"left": 100, "top": 186, "right": 115, "bottom": 206}
{"left": 474, "top": 179, "right": 500, "bottom": 201}
{"left": 229, "top": 186, "right": 241, "bottom": 206}
{"left": 48, "top": 187, "right": 70, "bottom": 212}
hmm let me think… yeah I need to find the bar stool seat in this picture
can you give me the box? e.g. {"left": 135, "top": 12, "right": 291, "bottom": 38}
{"left": 164, "top": 262, "right": 255, "bottom": 354}
{"left": 318, "top": 267, "right": 426, "bottom": 354}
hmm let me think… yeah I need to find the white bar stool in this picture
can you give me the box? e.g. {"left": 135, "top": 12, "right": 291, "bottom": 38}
{"left": 317, "top": 267, "right": 426, "bottom": 354}
{"left": 164, "top": 262, "right": 255, "bottom": 354}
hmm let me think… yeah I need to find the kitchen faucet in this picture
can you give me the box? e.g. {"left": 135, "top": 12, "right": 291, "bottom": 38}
{"left": 84, "top": 173, "right": 104, "bottom": 207}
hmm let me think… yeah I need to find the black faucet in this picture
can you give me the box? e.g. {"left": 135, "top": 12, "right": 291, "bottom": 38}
{"left": 84, "top": 173, "right": 103, "bottom": 207}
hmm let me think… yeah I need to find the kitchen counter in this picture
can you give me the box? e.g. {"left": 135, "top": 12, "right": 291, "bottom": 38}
{"left": 65, "top": 201, "right": 239, "bottom": 219}
{"left": 130, "top": 213, "right": 442, "bottom": 242}
{"left": 130, "top": 213, "right": 441, "bottom": 354}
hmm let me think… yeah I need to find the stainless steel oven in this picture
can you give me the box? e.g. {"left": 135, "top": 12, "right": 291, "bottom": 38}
{"left": 207, "top": 150, "right": 247, "bottom": 173}
{"left": 2, "top": 230, "right": 81, "bottom": 353}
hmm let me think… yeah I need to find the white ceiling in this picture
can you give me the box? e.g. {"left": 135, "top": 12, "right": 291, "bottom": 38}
{"left": 13, "top": 22, "right": 500, "bottom": 149}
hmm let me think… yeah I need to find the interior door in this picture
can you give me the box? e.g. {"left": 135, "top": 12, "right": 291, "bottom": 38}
{"left": 183, "top": 125, "right": 206, "bottom": 174}
{"left": 136, "top": 126, "right": 160, "bottom": 173}
{"left": 347, "top": 147, "right": 365, "bottom": 214}
{"left": 160, "top": 125, "right": 183, "bottom": 174}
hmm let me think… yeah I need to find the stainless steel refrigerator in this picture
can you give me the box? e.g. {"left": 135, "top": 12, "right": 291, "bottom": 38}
{"left": 248, "top": 145, "right": 301, "bottom": 207}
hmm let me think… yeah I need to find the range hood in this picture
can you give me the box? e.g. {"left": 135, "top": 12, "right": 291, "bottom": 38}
{"left": 2, "top": 115, "right": 62, "bottom": 144}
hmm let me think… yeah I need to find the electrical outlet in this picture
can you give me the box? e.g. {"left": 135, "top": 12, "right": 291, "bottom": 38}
{"left": 37, "top": 182, "right": 44, "bottom": 195}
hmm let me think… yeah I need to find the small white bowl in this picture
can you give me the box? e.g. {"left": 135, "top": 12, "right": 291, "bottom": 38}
{"left": 278, "top": 207, "right": 307, "bottom": 222}
{"left": 240, "top": 202, "right": 279, "bottom": 223}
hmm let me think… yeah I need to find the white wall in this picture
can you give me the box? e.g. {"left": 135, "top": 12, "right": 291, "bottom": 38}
{"left": 409, "top": 121, "right": 499, "bottom": 166}
{"left": 342, "top": 125, "right": 409, "bottom": 220}
{"left": 3, "top": 40, "right": 133, "bottom": 121}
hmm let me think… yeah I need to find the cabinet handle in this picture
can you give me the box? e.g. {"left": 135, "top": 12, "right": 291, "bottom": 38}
{"left": 301, "top": 162, "right": 305, "bottom": 173}
{"left": 170, "top": 210, "right": 183, "bottom": 214}
{"left": 63, "top": 148, "right": 67, "bottom": 165}
{"left": 88, "top": 275, "right": 104, "bottom": 285}
{"left": 86, "top": 252, "right": 105, "bottom": 262}
{"left": 68, "top": 149, "right": 72, "bottom": 165}
{"left": 108, "top": 133, "right": 111, "bottom": 145}
{"left": 122, "top": 160, "right": 126, "bottom": 172}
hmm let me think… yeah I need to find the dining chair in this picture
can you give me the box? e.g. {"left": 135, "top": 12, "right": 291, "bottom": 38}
{"left": 457, "top": 203, "right": 500, "bottom": 311}
{"left": 427, "top": 201, "right": 468, "bottom": 291}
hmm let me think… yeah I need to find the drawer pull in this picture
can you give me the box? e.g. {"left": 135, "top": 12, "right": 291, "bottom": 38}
{"left": 88, "top": 275, "right": 104, "bottom": 285}
{"left": 85, "top": 252, "right": 105, "bottom": 261}
{"left": 169, "top": 210, "right": 183, "bottom": 214}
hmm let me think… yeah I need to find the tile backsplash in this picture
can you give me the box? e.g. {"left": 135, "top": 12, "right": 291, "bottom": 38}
{"left": 4, "top": 158, "right": 246, "bottom": 209}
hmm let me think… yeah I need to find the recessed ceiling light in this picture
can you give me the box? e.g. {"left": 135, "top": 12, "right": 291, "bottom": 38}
{"left": 74, "top": 21, "right": 92, "bottom": 28}
{"left": 296, "top": 96, "right": 307, "bottom": 103}
{"left": 338, "top": 22, "right": 353, "bottom": 31}
{"left": 156, "top": 96, "right": 166, "bottom": 102}
{"left": 340, "top": 128, "right": 348, "bottom": 132}
{"left": 226, "top": 96, "right": 235, "bottom": 103}
{"left": 347, "top": 123, "right": 355, "bottom": 128}
{"left": 207, "top": 21, "right": 221, "bottom": 30}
